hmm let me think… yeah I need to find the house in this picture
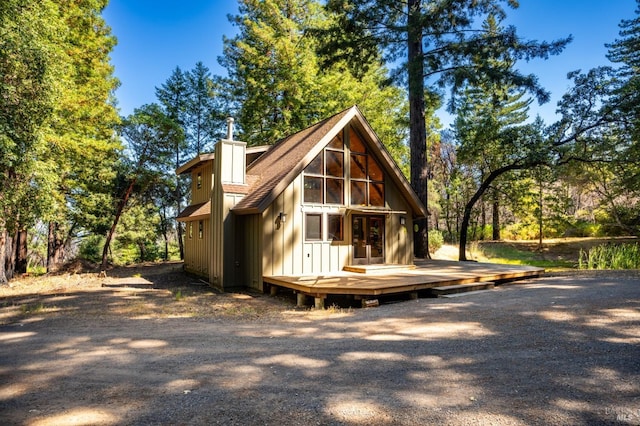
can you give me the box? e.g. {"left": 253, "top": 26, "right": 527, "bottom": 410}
{"left": 176, "top": 105, "right": 427, "bottom": 293}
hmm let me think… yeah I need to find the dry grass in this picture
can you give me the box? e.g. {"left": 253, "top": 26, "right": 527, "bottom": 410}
{"left": 0, "top": 262, "right": 296, "bottom": 325}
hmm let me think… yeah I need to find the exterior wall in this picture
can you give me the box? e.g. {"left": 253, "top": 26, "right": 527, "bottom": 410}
{"left": 238, "top": 214, "right": 263, "bottom": 291}
{"left": 210, "top": 139, "right": 247, "bottom": 291}
{"left": 183, "top": 219, "right": 209, "bottom": 277}
{"left": 191, "top": 162, "right": 214, "bottom": 204}
{"left": 260, "top": 135, "right": 416, "bottom": 277}
{"left": 182, "top": 161, "right": 213, "bottom": 277}
{"left": 384, "top": 174, "right": 414, "bottom": 265}
{"left": 262, "top": 174, "right": 351, "bottom": 277}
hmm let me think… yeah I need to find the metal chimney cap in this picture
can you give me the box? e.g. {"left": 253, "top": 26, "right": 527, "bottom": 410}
{"left": 226, "top": 117, "right": 234, "bottom": 141}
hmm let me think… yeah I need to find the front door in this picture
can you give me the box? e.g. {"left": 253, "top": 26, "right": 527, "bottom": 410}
{"left": 352, "top": 215, "right": 385, "bottom": 265}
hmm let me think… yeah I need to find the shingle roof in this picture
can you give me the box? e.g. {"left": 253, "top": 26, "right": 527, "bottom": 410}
{"left": 176, "top": 201, "right": 210, "bottom": 222}
{"left": 232, "top": 106, "right": 355, "bottom": 213}
{"left": 232, "top": 105, "right": 427, "bottom": 218}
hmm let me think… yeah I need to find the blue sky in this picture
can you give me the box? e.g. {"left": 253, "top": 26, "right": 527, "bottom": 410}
{"left": 103, "top": 0, "right": 637, "bottom": 127}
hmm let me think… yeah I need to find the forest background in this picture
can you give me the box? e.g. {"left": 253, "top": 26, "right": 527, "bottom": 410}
{"left": 1, "top": 0, "right": 639, "bottom": 281}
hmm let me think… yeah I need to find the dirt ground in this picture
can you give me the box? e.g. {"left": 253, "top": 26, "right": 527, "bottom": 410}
{"left": 1, "top": 258, "right": 639, "bottom": 425}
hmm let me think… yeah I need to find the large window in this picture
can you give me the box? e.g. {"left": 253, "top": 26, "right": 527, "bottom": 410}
{"left": 303, "top": 134, "right": 345, "bottom": 204}
{"left": 349, "top": 129, "right": 385, "bottom": 207}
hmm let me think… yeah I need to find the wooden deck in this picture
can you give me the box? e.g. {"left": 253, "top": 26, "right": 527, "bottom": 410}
{"left": 264, "top": 259, "right": 543, "bottom": 305}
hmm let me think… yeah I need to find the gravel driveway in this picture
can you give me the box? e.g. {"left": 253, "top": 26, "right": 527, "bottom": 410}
{"left": 1, "top": 271, "right": 639, "bottom": 425}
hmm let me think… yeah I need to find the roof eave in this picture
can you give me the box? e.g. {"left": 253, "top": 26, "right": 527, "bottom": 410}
{"left": 252, "top": 107, "right": 359, "bottom": 214}
{"left": 176, "top": 153, "right": 216, "bottom": 175}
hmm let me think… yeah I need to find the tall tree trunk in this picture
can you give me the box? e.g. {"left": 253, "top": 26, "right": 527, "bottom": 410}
{"left": 160, "top": 207, "right": 169, "bottom": 261}
{"left": 538, "top": 174, "right": 543, "bottom": 251}
{"left": 4, "top": 232, "right": 15, "bottom": 280}
{"left": 492, "top": 195, "right": 500, "bottom": 240}
{"left": 407, "top": 0, "right": 430, "bottom": 258}
{"left": 138, "top": 241, "right": 146, "bottom": 262}
{"left": 47, "top": 221, "right": 66, "bottom": 273}
{"left": 101, "top": 178, "right": 137, "bottom": 273}
{"left": 15, "top": 228, "right": 27, "bottom": 274}
{"left": 0, "top": 228, "right": 6, "bottom": 284}
{"left": 480, "top": 196, "right": 486, "bottom": 240}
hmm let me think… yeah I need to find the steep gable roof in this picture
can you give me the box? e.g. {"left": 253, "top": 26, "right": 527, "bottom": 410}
{"left": 232, "top": 105, "right": 426, "bottom": 217}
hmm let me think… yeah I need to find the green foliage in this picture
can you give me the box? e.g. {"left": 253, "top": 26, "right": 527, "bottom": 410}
{"left": 115, "top": 201, "right": 162, "bottom": 263}
{"left": 579, "top": 243, "right": 640, "bottom": 270}
{"left": 219, "top": 0, "right": 409, "bottom": 172}
{"left": 79, "top": 235, "right": 105, "bottom": 263}
{"left": 428, "top": 230, "right": 444, "bottom": 254}
{"left": 0, "top": 0, "right": 67, "bottom": 234}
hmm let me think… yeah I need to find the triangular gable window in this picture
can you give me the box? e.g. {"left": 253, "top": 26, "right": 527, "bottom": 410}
{"left": 303, "top": 131, "right": 345, "bottom": 204}
{"left": 303, "top": 127, "right": 386, "bottom": 207}
{"left": 349, "top": 128, "right": 385, "bottom": 207}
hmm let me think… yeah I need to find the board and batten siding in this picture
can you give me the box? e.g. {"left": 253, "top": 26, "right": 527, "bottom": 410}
{"left": 238, "top": 214, "right": 263, "bottom": 291}
{"left": 191, "top": 162, "right": 213, "bottom": 204}
{"left": 384, "top": 173, "right": 414, "bottom": 265}
{"left": 262, "top": 175, "right": 351, "bottom": 277}
{"left": 183, "top": 219, "right": 209, "bottom": 277}
{"left": 182, "top": 161, "right": 214, "bottom": 277}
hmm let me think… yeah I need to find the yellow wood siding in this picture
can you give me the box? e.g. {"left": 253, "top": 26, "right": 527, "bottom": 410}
{"left": 183, "top": 219, "right": 210, "bottom": 277}
{"left": 182, "top": 160, "right": 214, "bottom": 277}
{"left": 263, "top": 175, "right": 351, "bottom": 276}
{"left": 239, "top": 214, "right": 263, "bottom": 291}
{"left": 384, "top": 174, "right": 414, "bottom": 265}
{"left": 191, "top": 161, "right": 213, "bottom": 204}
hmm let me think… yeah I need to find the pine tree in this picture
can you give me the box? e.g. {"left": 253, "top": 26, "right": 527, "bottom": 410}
{"left": 316, "top": 0, "right": 571, "bottom": 258}
{"left": 452, "top": 15, "right": 539, "bottom": 260}
{"left": 156, "top": 67, "right": 189, "bottom": 260}
{"left": 185, "top": 62, "right": 221, "bottom": 155}
{"left": 219, "top": 0, "right": 408, "bottom": 173}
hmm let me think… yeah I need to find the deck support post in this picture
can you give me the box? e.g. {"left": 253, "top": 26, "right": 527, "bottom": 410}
{"left": 410, "top": 291, "right": 418, "bottom": 300}
{"left": 270, "top": 285, "right": 278, "bottom": 296}
{"left": 297, "top": 293, "right": 307, "bottom": 307}
{"left": 314, "top": 297, "right": 325, "bottom": 310}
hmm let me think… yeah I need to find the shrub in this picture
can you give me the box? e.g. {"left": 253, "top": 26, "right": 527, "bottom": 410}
{"left": 428, "top": 229, "right": 444, "bottom": 254}
{"left": 79, "top": 235, "right": 105, "bottom": 263}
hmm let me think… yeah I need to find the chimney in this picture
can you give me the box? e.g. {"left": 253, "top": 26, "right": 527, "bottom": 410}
{"left": 226, "top": 117, "right": 234, "bottom": 141}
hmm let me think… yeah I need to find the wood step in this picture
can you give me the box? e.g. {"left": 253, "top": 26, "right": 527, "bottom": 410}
{"left": 430, "top": 282, "right": 494, "bottom": 297}
{"left": 343, "top": 264, "right": 416, "bottom": 274}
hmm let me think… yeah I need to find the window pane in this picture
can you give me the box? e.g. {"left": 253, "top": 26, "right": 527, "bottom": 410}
{"left": 305, "top": 152, "right": 323, "bottom": 175}
{"left": 198, "top": 220, "right": 204, "bottom": 239}
{"left": 350, "top": 154, "right": 366, "bottom": 180}
{"left": 326, "top": 150, "right": 343, "bottom": 177}
{"left": 327, "top": 132, "right": 343, "bottom": 150}
{"left": 370, "top": 182, "right": 385, "bottom": 206}
{"left": 305, "top": 214, "right": 322, "bottom": 240}
{"left": 351, "top": 181, "right": 367, "bottom": 205}
{"left": 326, "top": 178, "right": 343, "bottom": 204}
{"left": 369, "top": 156, "right": 384, "bottom": 182}
{"left": 304, "top": 176, "right": 323, "bottom": 203}
{"left": 350, "top": 128, "right": 366, "bottom": 153}
{"left": 328, "top": 215, "right": 343, "bottom": 241}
